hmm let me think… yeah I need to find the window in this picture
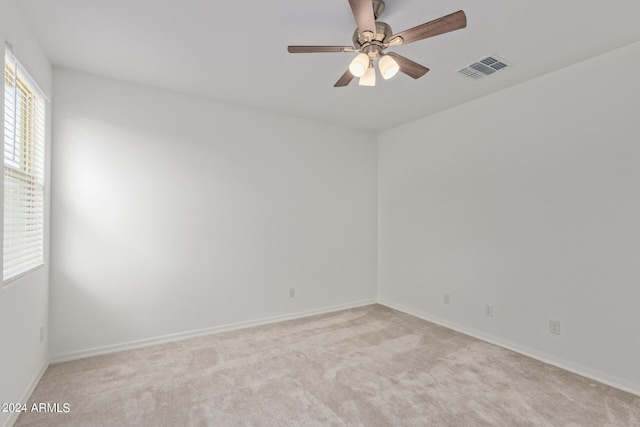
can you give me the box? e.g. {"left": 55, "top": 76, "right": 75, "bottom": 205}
{"left": 3, "top": 50, "right": 46, "bottom": 283}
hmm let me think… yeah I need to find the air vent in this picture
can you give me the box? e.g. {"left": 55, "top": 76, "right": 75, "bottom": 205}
{"left": 457, "top": 55, "right": 509, "bottom": 79}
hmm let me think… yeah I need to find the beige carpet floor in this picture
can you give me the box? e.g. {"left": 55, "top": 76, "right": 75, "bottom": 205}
{"left": 15, "top": 304, "right": 640, "bottom": 426}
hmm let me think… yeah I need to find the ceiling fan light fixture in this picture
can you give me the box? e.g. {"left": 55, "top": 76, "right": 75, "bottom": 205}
{"left": 359, "top": 65, "right": 376, "bottom": 86}
{"left": 287, "top": 2, "right": 467, "bottom": 88}
{"left": 379, "top": 54, "right": 399, "bottom": 79}
{"left": 349, "top": 53, "right": 369, "bottom": 77}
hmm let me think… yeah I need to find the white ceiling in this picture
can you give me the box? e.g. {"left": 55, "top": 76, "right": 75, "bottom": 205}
{"left": 15, "top": 0, "right": 640, "bottom": 132}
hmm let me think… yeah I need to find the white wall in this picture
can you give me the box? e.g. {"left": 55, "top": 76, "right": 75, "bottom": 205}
{"left": 0, "top": 1, "right": 52, "bottom": 426}
{"left": 49, "top": 69, "right": 378, "bottom": 359}
{"left": 378, "top": 41, "right": 640, "bottom": 394}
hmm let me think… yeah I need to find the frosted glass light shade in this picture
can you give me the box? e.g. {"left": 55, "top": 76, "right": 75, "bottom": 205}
{"left": 349, "top": 53, "right": 369, "bottom": 77}
{"left": 379, "top": 55, "right": 399, "bottom": 79}
{"left": 358, "top": 66, "right": 376, "bottom": 86}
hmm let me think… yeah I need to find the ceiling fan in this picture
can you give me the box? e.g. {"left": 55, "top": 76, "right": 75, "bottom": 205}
{"left": 287, "top": 0, "right": 467, "bottom": 87}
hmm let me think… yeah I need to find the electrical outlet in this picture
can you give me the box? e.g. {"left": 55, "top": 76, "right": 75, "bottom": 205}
{"left": 549, "top": 320, "right": 561, "bottom": 335}
{"left": 288, "top": 288, "right": 295, "bottom": 299}
{"left": 444, "top": 294, "right": 451, "bottom": 305}
{"left": 39, "top": 326, "right": 44, "bottom": 343}
{"left": 484, "top": 305, "right": 493, "bottom": 317}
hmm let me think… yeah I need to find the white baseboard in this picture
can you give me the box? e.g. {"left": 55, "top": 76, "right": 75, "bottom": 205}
{"left": 49, "top": 299, "right": 377, "bottom": 364}
{"left": 378, "top": 298, "right": 640, "bottom": 398}
{"left": 4, "top": 362, "right": 49, "bottom": 427}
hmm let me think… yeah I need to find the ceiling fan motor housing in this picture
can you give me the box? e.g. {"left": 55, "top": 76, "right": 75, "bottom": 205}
{"left": 353, "top": 21, "right": 393, "bottom": 50}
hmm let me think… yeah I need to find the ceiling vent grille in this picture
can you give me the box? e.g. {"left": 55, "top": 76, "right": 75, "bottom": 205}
{"left": 457, "top": 55, "right": 509, "bottom": 79}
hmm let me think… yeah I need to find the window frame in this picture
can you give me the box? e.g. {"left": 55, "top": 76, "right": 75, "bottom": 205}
{"left": 3, "top": 48, "right": 47, "bottom": 285}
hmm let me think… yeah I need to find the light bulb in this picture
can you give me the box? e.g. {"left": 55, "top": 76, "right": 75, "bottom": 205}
{"left": 358, "top": 66, "right": 376, "bottom": 86}
{"left": 379, "top": 55, "right": 399, "bottom": 80}
{"left": 349, "top": 53, "right": 369, "bottom": 78}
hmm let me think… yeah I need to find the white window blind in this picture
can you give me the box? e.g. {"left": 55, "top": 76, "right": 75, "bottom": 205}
{"left": 3, "top": 50, "right": 46, "bottom": 283}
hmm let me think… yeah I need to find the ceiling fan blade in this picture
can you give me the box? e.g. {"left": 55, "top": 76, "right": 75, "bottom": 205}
{"left": 288, "top": 46, "right": 355, "bottom": 53}
{"left": 385, "top": 52, "right": 429, "bottom": 79}
{"left": 387, "top": 10, "right": 466, "bottom": 46}
{"left": 348, "top": 0, "right": 376, "bottom": 39}
{"left": 334, "top": 70, "right": 354, "bottom": 87}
